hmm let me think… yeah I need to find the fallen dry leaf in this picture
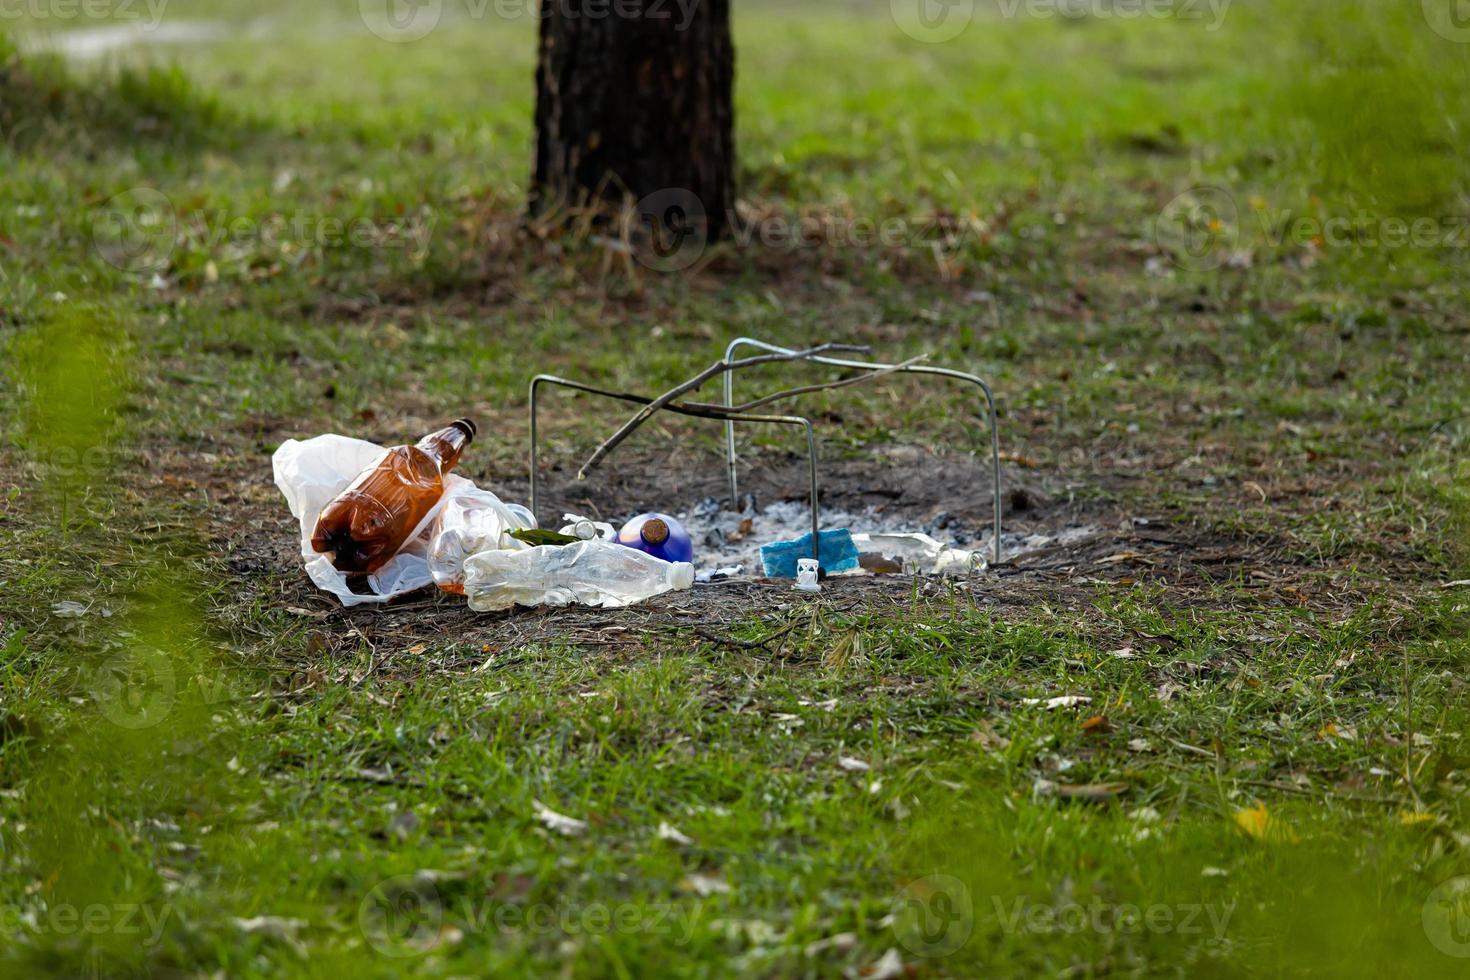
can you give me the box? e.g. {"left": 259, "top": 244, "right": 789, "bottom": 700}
{"left": 1000, "top": 452, "right": 1043, "bottom": 469}
{"left": 681, "top": 872, "right": 732, "bottom": 897}
{"left": 971, "top": 720, "right": 1011, "bottom": 751}
{"left": 1022, "top": 695, "right": 1092, "bottom": 710}
{"left": 1233, "top": 802, "right": 1298, "bottom": 843}
{"left": 232, "top": 915, "right": 308, "bottom": 954}
{"left": 1034, "top": 779, "right": 1130, "bottom": 802}
{"left": 533, "top": 800, "right": 588, "bottom": 837}
{"left": 233, "top": 916, "right": 307, "bottom": 938}
{"left": 854, "top": 947, "right": 904, "bottom": 980}
{"left": 657, "top": 821, "right": 695, "bottom": 846}
{"left": 804, "top": 932, "right": 858, "bottom": 958}
{"left": 726, "top": 517, "right": 755, "bottom": 543}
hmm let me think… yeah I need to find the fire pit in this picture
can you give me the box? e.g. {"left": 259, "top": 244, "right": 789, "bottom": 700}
{"left": 528, "top": 337, "right": 1004, "bottom": 572}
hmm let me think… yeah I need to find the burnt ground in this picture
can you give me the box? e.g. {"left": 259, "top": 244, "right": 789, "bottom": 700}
{"left": 198, "top": 433, "right": 1421, "bottom": 674}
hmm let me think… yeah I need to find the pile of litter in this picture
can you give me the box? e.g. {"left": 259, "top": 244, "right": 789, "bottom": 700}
{"left": 675, "top": 499, "right": 984, "bottom": 580}
{"left": 274, "top": 428, "right": 698, "bottom": 610}
{"left": 273, "top": 421, "right": 1079, "bottom": 612}
{"left": 675, "top": 498, "right": 1099, "bottom": 582}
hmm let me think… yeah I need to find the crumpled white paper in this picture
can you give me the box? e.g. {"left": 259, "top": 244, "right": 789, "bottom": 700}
{"left": 272, "top": 434, "right": 528, "bottom": 607}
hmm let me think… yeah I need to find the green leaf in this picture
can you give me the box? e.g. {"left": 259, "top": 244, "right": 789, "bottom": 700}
{"left": 509, "top": 528, "right": 582, "bottom": 547}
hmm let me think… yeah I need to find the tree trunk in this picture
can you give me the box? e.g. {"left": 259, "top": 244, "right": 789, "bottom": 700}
{"left": 532, "top": 0, "right": 735, "bottom": 243}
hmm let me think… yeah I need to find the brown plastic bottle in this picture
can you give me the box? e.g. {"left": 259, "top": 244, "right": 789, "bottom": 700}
{"left": 311, "top": 419, "right": 476, "bottom": 575}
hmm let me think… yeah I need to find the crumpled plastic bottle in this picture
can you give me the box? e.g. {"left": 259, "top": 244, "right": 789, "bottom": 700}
{"left": 427, "top": 489, "right": 538, "bottom": 594}
{"left": 463, "top": 539, "right": 695, "bottom": 612}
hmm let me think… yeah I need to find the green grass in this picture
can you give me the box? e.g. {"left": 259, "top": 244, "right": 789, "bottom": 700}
{"left": 2, "top": 1, "right": 1469, "bottom": 976}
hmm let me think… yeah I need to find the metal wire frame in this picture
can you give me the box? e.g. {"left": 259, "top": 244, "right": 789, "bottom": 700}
{"left": 528, "top": 375, "right": 822, "bottom": 563}
{"left": 721, "top": 338, "right": 1004, "bottom": 564}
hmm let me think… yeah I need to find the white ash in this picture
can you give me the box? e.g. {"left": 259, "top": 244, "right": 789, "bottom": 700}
{"left": 671, "top": 497, "right": 1097, "bottom": 574}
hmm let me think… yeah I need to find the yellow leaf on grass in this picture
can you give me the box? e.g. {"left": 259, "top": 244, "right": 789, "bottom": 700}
{"left": 1317, "top": 721, "right": 1356, "bottom": 741}
{"left": 1399, "top": 810, "right": 1438, "bottom": 827}
{"left": 1234, "top": 803, "right": 1298, "bottom": 843}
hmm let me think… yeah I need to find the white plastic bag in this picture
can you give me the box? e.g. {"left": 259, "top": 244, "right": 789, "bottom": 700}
{"left": 272, "top": 434, "right": 531, "bottom": 607}
{"left": 851, "top": 532, "right": 983, "bottom": 576}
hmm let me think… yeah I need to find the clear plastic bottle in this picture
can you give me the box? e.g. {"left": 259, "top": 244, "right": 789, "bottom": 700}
{"left": 311, "top": 419, "right": 475, "bottom": 575}
{"left": 463, "top": 539, "right": 695, "bottom": 612}
{"left": 427, "top": 489, "right": 538, "bottom": 595}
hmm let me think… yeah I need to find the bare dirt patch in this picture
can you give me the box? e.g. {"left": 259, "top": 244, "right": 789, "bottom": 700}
{"left": 182, "top": 430, "right": 1409, "bottom": 674}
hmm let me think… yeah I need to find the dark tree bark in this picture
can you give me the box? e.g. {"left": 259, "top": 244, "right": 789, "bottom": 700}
{"left": 532, "top": 0, "right": 735, "bottom": 241}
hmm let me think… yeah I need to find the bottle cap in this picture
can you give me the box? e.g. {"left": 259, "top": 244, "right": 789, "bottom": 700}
{"left": 640, "top": 517, "right": 670, "bottom": 547}
{"left": 667, "top": 562, "right": 695, "bottom": 591}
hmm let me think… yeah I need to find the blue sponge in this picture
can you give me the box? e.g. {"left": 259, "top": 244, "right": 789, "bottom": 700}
{"left": 760, "top": 529, "right": 860, "bottom": 578}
